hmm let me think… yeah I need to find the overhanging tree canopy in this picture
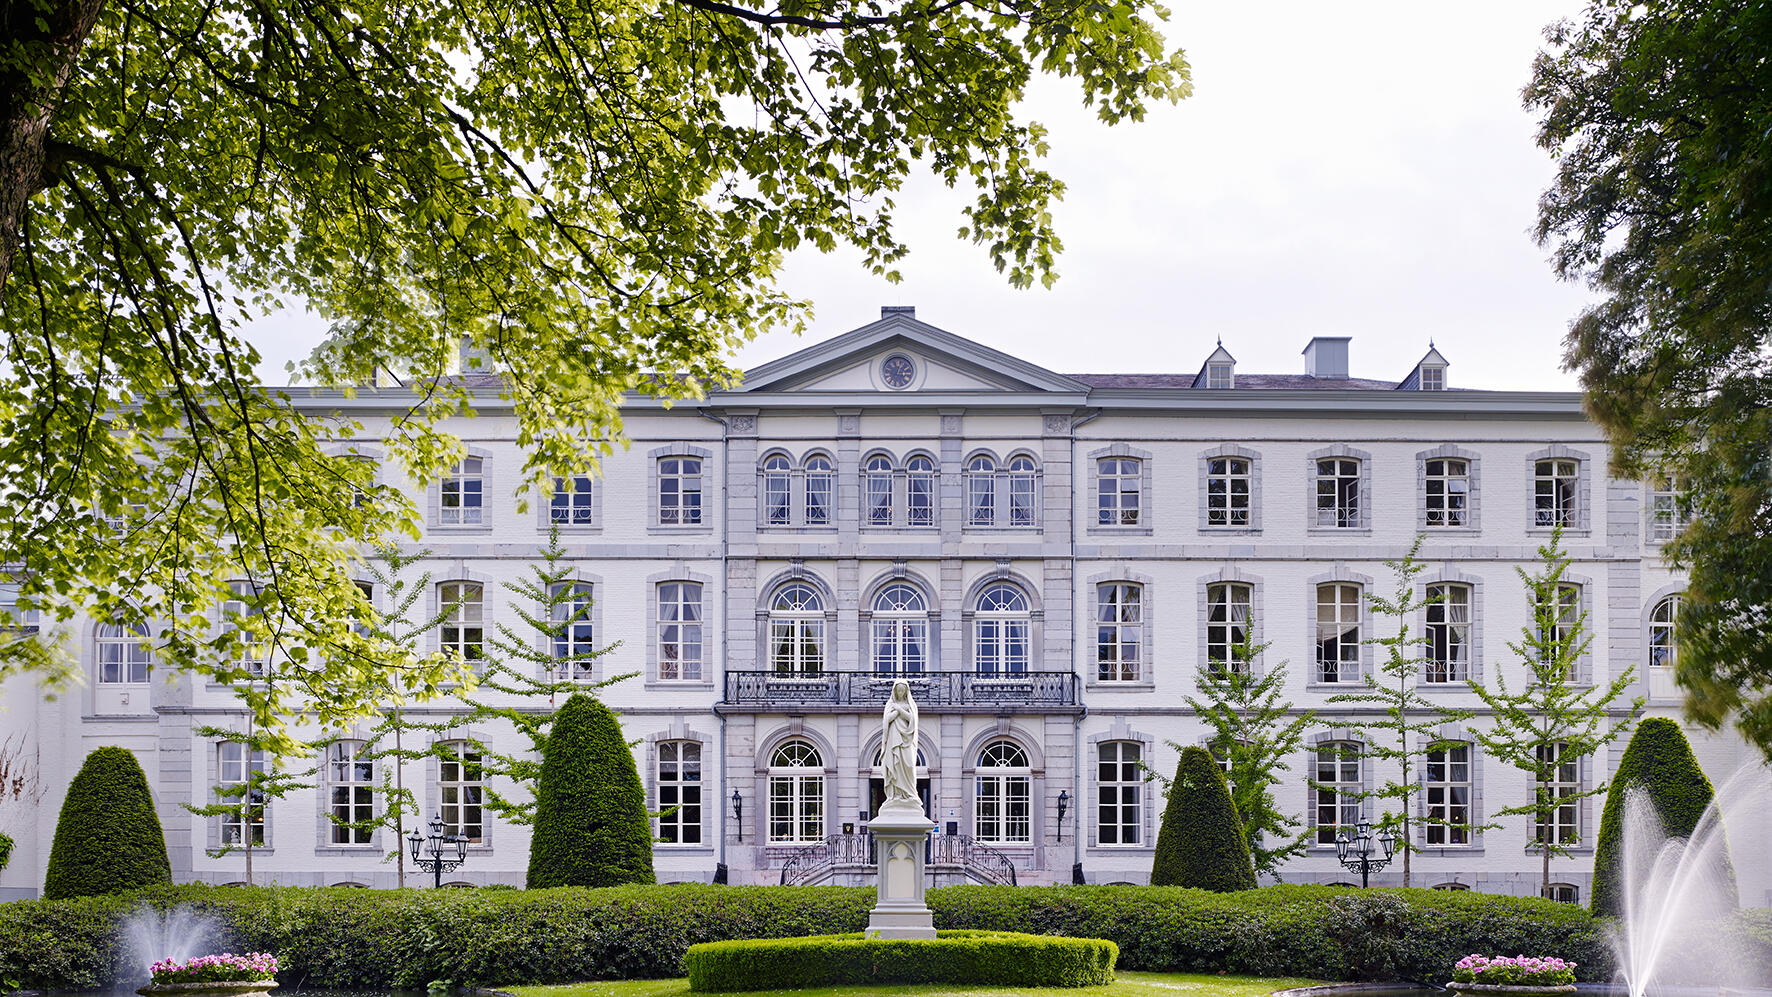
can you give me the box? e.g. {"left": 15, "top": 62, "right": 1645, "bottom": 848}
{"left": 0, "top": 0, "right": 1190, "bottom": 752}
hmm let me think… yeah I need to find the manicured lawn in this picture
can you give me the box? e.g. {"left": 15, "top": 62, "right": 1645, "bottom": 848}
{"left": 506, "top": 971, "right": 1321, "bottom": 997}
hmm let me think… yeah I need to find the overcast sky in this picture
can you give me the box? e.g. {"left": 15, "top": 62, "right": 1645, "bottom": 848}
{"left": 249, "top": 0, "right": 1595, "bottom": 392}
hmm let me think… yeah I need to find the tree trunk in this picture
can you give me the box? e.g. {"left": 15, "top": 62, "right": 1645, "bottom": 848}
{"left": 1540, "top": 776, "right": 1551, "bottom": 897}
{"left": 394, "top": 710, "right": 406, "bottom": 889}
{"left": 0, "top": 0, "right": 110, "bottom": 289}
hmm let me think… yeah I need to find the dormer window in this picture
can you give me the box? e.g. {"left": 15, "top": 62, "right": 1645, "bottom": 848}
{"left": 1420, "top": 366, "right": 1446, "bottom": 391}
{"left": 1207, "top": 363, "right": 1234, "bottom": 389}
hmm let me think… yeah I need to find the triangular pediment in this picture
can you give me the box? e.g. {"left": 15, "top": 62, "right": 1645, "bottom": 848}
{"left": 735, "top": 311, "right": 1086, "bottom": 395}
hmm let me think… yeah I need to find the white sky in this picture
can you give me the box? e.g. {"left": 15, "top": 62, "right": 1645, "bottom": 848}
{"left": 247, "top": 0, "right": 1595, "bottom": 392}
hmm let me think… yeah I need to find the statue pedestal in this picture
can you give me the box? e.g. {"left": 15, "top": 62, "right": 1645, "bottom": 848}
{"left": 865, "top": 805, "right": 938, "bottom": 939}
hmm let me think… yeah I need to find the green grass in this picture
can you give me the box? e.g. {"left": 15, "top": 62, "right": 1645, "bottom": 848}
{"left": 505, "top": 971, "right": 1320, "bottom": 997}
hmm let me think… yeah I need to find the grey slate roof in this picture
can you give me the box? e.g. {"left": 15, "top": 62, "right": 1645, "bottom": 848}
{"left": 1066, "top": 373, "right": 1408, "bottom": 390}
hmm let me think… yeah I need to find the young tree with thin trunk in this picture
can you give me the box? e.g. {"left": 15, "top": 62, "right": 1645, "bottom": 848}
{"left": 1467, "top": 528, "right": 1639, "bottom": 898}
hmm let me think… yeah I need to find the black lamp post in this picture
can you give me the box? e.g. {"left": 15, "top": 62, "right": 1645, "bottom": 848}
{"left": 407, "top": 812, "right": 468, "bottom": 889}
{"left": 1055, "top": 790, "right": 1071, "bottom": 842}
{"left": 731, "top": 790, "right": 743, "bottom": 841}
{"left": 1333, "top": 820, "right": 1396, "bottom": 888}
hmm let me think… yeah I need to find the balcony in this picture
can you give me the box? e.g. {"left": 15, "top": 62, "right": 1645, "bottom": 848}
{"left": 719, "top": 670, "right": 1081, "bottom": 714}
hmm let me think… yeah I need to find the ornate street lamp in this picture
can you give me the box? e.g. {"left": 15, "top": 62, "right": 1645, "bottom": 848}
{"left": 407, "top": 812, "right": 468, "bottom": 889}
{"left": 1333, "top": 820, "right": 1396, "bottom": 888}
{"left": 731, "top": 790, "right": 744, "bottom": 841}
{"left": 1055, "top": 790, "right": 1071, "bottom": 842}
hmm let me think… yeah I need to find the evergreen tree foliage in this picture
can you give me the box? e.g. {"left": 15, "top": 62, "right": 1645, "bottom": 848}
{"left": 526, "top": 693, "right": 655, "bottom": 888}
{"left": 0, "top": 831, "right": 12, "bottom": 872}
{"left": 1149, "top": 746, "right": 1256, "bottom": 892}
{"left": 43, "top": 746, "right": 171, "bottom": 899}
{"left": 1590, "top": 716, "right": 1729, "bottom": 917}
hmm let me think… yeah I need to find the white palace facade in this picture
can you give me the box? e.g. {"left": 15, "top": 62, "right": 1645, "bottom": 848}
{"left": 2, "top": 308, "right": 1767, "bottom": 903}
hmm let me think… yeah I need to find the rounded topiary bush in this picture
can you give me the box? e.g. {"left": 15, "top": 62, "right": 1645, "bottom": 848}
{"left": 525, "top": 692, "right": 655, "bottom": 888}
{"left": 1149, "top": 746, "right": 1256, "bottom": 891}
{"left": 684, "top": 930, "right": 1117, "bottom": 992}
{"left": 43, "top": 746, "right": 171, "bottom": 900}
{"left": 1590, "top": 717, "right": 1732, "bottom": 917}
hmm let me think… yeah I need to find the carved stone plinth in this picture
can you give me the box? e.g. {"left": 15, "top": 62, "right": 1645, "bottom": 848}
{"left": 865, "top": 805, "right": 937, "bottom": 940}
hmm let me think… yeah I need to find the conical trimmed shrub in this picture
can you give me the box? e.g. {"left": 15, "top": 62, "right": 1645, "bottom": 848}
{"left": 43, "top": 746, "right": 171, "bottom": 899}
{"left": 526, "top": 693, "right": 655, "bottom": 888}
{"left": 1590, "top": 716, "right": 1732, "bottom": 916}
{"left": 1150, "top": 746, "right": 1257, "bottom": 890}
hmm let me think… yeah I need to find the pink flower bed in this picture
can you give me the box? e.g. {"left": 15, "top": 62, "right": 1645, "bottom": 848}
{"left": 1452, "top": 954, "right": 1577, "bottom": 986}
{"left": 149, "top": 953, "right": 279, "bottom": 985}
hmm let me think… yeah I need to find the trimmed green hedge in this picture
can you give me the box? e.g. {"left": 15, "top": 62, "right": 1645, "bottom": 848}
{"left": 1149, "top": 747, "right": 1257, "bottom": 891}
{"left": 1591, "top": 717, "right": 1730, "bottom": 917}
{"left": 43, "top": 746, "right": 171, "bottom": 900}
{"left": 527, "top": 694, "right": 655, "bottom": 888}
{"left": 684, "top": 930, "right": 1117, "bottom": 991}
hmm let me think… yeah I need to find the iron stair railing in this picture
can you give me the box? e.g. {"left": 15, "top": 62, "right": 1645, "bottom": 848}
{"left": 778, "top": 832, "right": 1016, "bottom": 887}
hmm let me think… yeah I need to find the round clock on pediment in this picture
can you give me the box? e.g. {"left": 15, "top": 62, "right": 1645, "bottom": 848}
{"left": 881, "top": 354, "right": 916, "bottom": 389}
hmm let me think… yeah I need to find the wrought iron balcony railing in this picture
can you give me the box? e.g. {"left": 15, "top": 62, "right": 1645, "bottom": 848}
{"left": 720, "top": 669, "right": 1080, "bottom": 712}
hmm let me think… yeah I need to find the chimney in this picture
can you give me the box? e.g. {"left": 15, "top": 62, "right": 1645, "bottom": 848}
{"left": 881, "top": 305, "right": 916, "bottom": 319}
{"left": 1302, "top": 336, "right": 1351, "bottom": 379}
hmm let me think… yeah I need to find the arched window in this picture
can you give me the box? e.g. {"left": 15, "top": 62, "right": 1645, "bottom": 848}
{"left": 327, "top": 740, "right": 374, "bottom": 845}
{"left": 762, "top": 454, "right": 792, "bottom": 526}
{"left": 1096, "top": 741, "right": 1141, "bottom": 845}
{"left": 906, "top": 456, "right": 936, "bottom": 527}
{"left": 975, "top": 740, "right": 1031, "bottom": 843}
{"left": 804, "top": 455, "right": 834, "bottom": 525}
{"left": 871, "top": 583, "right": 928, "bottom": 674}
{"left": 1206, "top": 582, "right": 1251, "bottom": 673}
{"left": 967, "top": 456, "right": 997, "bottom": 526}
{"left": 549, "top": 581, "right": 596, "bottom": 680}
{"left": 865, "top": 454, "right": 895, "bottom": 526}
{"left": 769, "top": 583, "right": 826, "bottom": 675}
{"left": 96, "top": 622, "right": 152, "bottom": 684}
{"left": 974, "top": 582, "right": 1030, "bottom": 676}
{"left": 768, "top": 740, "right": 825, "bottom": 843}
{"left": 1425, "top": 583, "right": 1471, "bottom": 682}
{"left": 439, "top": 581, "right": 484, "bottom": 662}
{"left": 1650, "top": 595, "right": 1681, "bottom": 668}
{"left": 1314, "top": 742, "right": 1361, "bottom": 843}
{"left": 657, "top": 740, "right": 703, "bottom": 845}
{"left": 1007, "top": 455, "right": 1038, "bottom": 527}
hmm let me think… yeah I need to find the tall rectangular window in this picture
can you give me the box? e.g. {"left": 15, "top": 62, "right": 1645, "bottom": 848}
{"left": 439, "top": 742, "right": 484, "bottom": 843}
{"left": 1535, "top": 743, "right": 1579, "bottom": 846}
{"left": 439, "top": 582, "right": 484, "bottom": 662}
{"left": 1205, "top": 457, "right": 1251, "bottom": 526}
{"left": 1537, "top": 583, "right": 1580, "bottom": 670}
{"left": 1097, "top": 458, "right": 1141, "bottom": 526}
{"left": 658, "top": 582, "right": 703, "bottom": 681}
{"left": 805, "top": 457, "right": 834, "bottom": 525}
{"left": 866, "top": 456, "right": 895, "bottom": 527}
{"left": 1096, "top": 742, "right": 1142, "bottom": 845}
{"left": 657, "top": 741, "right": 703, "bottom": 845}
{"left": 1424, "top": 583, "right": 1471, "bottom": 682}
{"left": 1206, "top": 582, "right": 1252, "bottom": 673}
{"left": 1425, "top": 744, "right": 1471, "bottom": 845}
{"left": 549, "top": 582, "right": 596, "bottom": 680}
{"left": 440, "top": 457, "right": 484, "bottom": 525}
{"left": 762, "top": 456, "right": 791, "bottom": 526}
{"left": 1314, "top": 743, "right": 1361, "bottom": 844}
{"left": 1315, "top": 458, "right": 1360, "bottom": 528}
{"left": 906, "top": 457, "right": 935, "bottom": 527}
{"left": 328, "top": 741, "right": 375, "bottom": 845}
{"left": 967, "top": 457, "right": 997, "bottom": 526}
{"left": 1424, "top": 458, "right": 1469, "bottom": 527}
{"left": 218, "top": 742, "right": 266, "bottom": 845}
{"left": 1008, "top": 456, "right": 1037, "bottom": 527}
{"left": 1534, "top": 459, "right": 1579, "bottom": 527}
{"left": 222, "top": 582, "right": 268, "bottom": 676}
{"left": 1315, "top": 583, "right": 1361, "bottom": 682}
{"left": 549, "top": 475, "right": 595, "bottom": 525}
{"left": 1649, "top": 476, "right": 1689, "bottom": 540}
{"left": 1095, "top": 583, "right": 1141, "bottom": 682}
{"left": 658, "top": 457, "right": 703, "bottom": 525}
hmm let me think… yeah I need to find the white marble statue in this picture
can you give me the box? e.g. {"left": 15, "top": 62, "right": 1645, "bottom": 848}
{"left": 880, "top": 679, "right": 919, "bottom": 810}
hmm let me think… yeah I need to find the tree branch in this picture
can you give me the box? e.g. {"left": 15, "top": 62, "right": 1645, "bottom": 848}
{"left": 674, "top": 0, "right": 889, "bottom": 31}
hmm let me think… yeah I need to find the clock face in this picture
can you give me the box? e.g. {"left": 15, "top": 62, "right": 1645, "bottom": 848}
{"left": 881, "top": 355, "right": 916, "bottom": 389}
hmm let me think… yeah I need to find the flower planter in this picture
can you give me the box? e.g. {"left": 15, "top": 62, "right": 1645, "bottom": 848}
{"left": 1447, "top": 983, "right": 1577, "bottom": 997}
{"left": 137, "top": 982, "right": 278, "bottom": 997}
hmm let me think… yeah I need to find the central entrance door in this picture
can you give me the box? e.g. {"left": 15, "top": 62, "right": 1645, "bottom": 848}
{"left": 867, "top": 777, "right": 932, "bottom": 820}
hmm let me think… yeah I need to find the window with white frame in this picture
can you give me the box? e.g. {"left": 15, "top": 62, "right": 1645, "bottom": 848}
{"left": 1315, "top": 583, "right": 1361, "bottom": 682}
{"left": 1424, "top": 743, "right": 1471, "bottom": 845}
{"left": 762, "top": 454, "right": 791, "bottom": 526}
{"left": 1424, "top": 458, "right": 1469, "bottom": 527}
{"left": 549, "top": 475, "right": 595, "bottom": 526}
{"left": 1545, "top": 883, "right": 1579, "bottom": 903}
{"left": 1206, "top": 457, "right": 1251, "bottom": 527}
{"left": 1206, "top": 362, "right": 1233, "bottom": 389}
{"left": 1314, "top": 742, "right": 1361, "bottom": 844}
{"left": 1534, "top": 459, "right": 1579, "bottom": 527}
{"left": 767, "top": 740, "right": 824, "bottom": 844}
{"left": 1315, "top": 458, "right": 1361, "bottom": 528}
{"left": 439, "top": 582, "right": 484, "bottom": 662}
{"left": 768, "top": 583, "right": 825, "bottom": 675}
{"left": 1536, "top": 583, "right": 1580, "bottom": 670}
{"left": 865, "top": 454, "right": 895, "bottom": 527}
{"left": 1420, "top": 366, "right": 1446, "bottom": 391}
{"left": 1425, "top": 583, "right": 1471, "bottom": 682}
{"left": 657, "top": 740, "right": 702, "bottom": 845}
{"left": 440, "top": 457, "right": 484, "bottom": 525}
{"left": 906, "top": 455, "right": 936, "bottom": 527}
{"left": 871, "top": 582, "right": 929, "bottom": 674}
{"left": 974, "top": 582, "right": 1031, "bottom": 676}
{"left": 218, "top": 742, "right": 267, "bottom": 845}
{"left": 967, "top": 456, "right": 997, "bottom": 526}
{"left": 1097, "top": 457, "right": 1141, "bottom": 526}
{"left": 1096, "top": 741, "right": 1142, "bottom": 845}
{"left": 1432, "top": 881, "right": 1469, "bottom": 891}
{"left": 549, "top": 581, "right": 596, "bottom": 680}
{"left": 658, "top": 456, "right": 703, "bottom": 525}
{"left": 1206, "top": 582, "right": 1252, "bottom": 673}
{"left": 1649, "top": 476, "right": 1690, "bottom": 541}
{"left": 1095, "top": 583, "right": 1141, "bottom": 682}
{"left": 657, "top": 582, "right": 703, "bottom": 681}
{"left": 1007, "top": 455, "right": 1037, "bottom": 527}
{"left": 438, "top": 742, "right": 484, "bottom": 843}
{"left": 805, "top": 455, "right": 834, "bottom": 525}
{"left": 222, "top": 581, "right": 268, "bottom": 675}
{"left": 328, "top": 740, "right": 375, "bottom": 845}
{"left": 96, "top": 622, "right": 152, "bottom": 683}
{"left": 975, "top": 740, "right": 1031, "bottom": 843}
{"left": 1650, "top": 595, "right": 1681, "bottom": 668}
{"left": 1534, "top": 742, "right": 1579, "bottom": 846}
